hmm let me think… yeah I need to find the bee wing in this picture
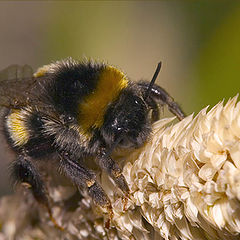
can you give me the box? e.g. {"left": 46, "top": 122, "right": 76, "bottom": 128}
{"left": 0, "top": 64, "right": 33, "bottom": 81}
{"left": 0, "top": 64, "right": 38, "bottom": 108}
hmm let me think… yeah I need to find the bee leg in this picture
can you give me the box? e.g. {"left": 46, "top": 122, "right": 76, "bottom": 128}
{"left": 145, "top": 96, "right": 160, "bottom": 122}
{"left": 138, "top": 82, "right": 185, "bottom": 120}
{"left": 59, "top": 155, "right": 112, "bottom": 216}
{"left": 11, "top": 154, "right": 63, "bottom": 230}
{"left": 97, "top": 151, "right": 129, "bottom": 195}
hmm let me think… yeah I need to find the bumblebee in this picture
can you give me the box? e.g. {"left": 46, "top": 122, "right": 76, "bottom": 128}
{"left": 0, "top": 58, "right": 185, "bottom": 228}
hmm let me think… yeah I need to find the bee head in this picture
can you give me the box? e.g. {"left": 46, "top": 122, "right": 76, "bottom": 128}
{"left": 102, "top": 89, "right": 151, "bottom": 149}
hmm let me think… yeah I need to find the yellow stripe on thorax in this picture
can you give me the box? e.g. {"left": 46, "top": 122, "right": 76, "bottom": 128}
{"left": 6, "top": 109, "right": 30, "bottom": 146}
{"left": 78, "top": 65, "right": 128, "bottom": 131}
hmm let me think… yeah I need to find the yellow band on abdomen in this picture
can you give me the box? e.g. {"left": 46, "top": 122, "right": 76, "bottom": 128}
{"left": 6, "top": 109, "right": 30, "bottom": 146}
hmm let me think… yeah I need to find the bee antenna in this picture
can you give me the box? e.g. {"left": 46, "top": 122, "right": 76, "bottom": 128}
{"left": 144, "top": 62, "right": 162, "bottom": 100}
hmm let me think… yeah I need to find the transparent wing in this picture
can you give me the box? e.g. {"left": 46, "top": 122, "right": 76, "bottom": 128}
{"left": 0, "top": 64, "right": 38, "bottom": 108}
{"left": 0, "top": 64, "right": 33, "bottom": 81}
{"left": 0, "top": 64, "right": 62, "bottom": 124}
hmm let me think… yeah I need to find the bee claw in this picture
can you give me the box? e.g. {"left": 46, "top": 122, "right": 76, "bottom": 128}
{"left": 123, "top": 193, "right": 129, "bottom": 211}
{"left": 47, "top": 207, "right": 64, "bottom": 231}
{"left": 105, "top": 205, "right": 113, "bottom": 229}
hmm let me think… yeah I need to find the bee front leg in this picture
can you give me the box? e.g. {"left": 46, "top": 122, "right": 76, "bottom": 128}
{"left": 97, "top": 150, "right": 129, "bottom": 195}
{"left": 138, "top": 81, "right": 185, "bottom": 120}
{"left": 145, "top": 95, "right": 160, "bottom": 122}
{"left": 11, "top": 154, "right": 62, "bottom": 230}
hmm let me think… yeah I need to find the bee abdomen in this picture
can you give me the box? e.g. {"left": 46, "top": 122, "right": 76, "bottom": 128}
{"left": 4, "top": 108, "right": 55, "bottom": 158}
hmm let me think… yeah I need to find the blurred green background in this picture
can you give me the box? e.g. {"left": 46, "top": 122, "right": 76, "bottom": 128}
{"left": 0, "top": 1, "right": 239, "bottom": 195}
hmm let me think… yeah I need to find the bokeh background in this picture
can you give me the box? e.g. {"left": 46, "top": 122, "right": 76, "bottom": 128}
{"left": 0, "top": 1, "right": 239, "bottom": 196}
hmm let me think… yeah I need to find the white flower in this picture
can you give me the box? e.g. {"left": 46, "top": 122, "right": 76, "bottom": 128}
{"left": 102, "top": 95, "right": 240, "bottom": 240}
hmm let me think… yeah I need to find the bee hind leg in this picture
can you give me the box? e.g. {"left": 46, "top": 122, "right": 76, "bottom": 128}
{"left": 11, "top": 154, "right": 63, "bottom": 230}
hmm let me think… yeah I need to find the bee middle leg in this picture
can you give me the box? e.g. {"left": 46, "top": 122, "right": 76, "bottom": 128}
{"left": 59, "top": 154, "right": 112, "bottom": 211}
